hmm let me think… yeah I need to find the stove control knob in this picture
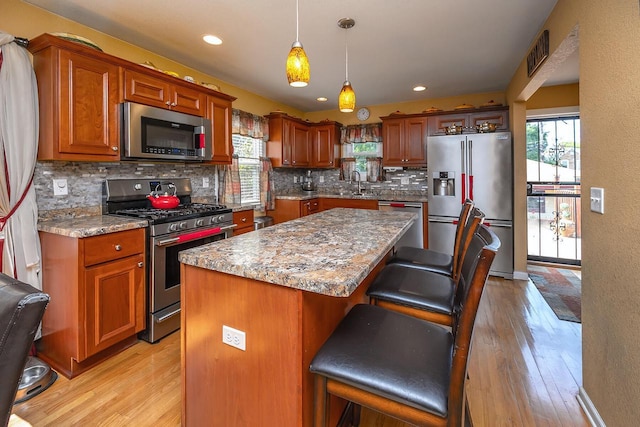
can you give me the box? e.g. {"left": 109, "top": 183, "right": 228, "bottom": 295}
{"left": 218, "top": 215, "right": 226, "bottom": 222}
{"left": 134, "top": 183, "right": 142, "bottom": 191}
{"left": 195, "top": 219, "right": 204, "bottom": 227}
{"left": 169, "top": 223, "right": 179, "bottom": 232}
{"left": 210, "top": 217, "right": 218, "bottom": 224}
{"left": 179, "top": 222, "right": 188, "bottom": 230}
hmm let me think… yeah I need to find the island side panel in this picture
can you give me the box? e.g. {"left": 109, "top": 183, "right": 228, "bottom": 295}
{"left": 300, "top": 256, "right": 387, "bottom": 427}
{"left": 181, "top": 264, "right": 303, "bottom": 426}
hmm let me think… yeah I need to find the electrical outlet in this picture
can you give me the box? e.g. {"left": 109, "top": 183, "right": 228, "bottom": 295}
{"left": 53, "top": 178, "right": 68, "bottom": 196}
{"left": 400, "top": 177, "right": 410, "bottom": 185}
{"left": 222, "top": 325, "right": 246, "bottom": 351}
{"left": 319, "top": 176, "right": 324, "bottom": 183}
{"left": 294, "top": 176, "right": 298, "bottom": 183}
{"left": 202, "top": 177, "right": 210, "bottom": 188}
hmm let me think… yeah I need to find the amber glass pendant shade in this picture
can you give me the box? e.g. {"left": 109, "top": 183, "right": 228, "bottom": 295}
{"left": 339, "top": 81, "right": 356, "bottom": 113}
{"left": 286, "top": 41, "right": 310, "bottom": 87}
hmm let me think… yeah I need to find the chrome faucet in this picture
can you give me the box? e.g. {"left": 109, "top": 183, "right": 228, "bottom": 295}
{"left": 351, "top": 170, "right": 362, "bottom": 194}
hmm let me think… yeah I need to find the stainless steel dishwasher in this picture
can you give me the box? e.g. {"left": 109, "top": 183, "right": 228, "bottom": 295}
{"left": 377, "top": 201, "right": 424, "bottom": 249}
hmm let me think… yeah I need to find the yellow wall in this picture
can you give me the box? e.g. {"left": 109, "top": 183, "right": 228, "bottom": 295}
{"left": 527, "top": 83, "right": 579, "bottom": 110}
{"left": 508, "top": 0, "right": 640, "bottom": 424}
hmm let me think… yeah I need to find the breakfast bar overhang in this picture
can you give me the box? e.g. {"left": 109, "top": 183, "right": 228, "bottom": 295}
{"left": 178, "top": 208, "right": 416, "bottom": 426}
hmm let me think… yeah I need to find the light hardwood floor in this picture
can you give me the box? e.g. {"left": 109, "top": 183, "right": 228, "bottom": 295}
{"left": 10, "top": 276, "right": 588, "bottom": 426}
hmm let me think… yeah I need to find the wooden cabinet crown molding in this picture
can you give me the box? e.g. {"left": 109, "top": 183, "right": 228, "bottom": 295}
{"left": 28, "top": 33, "right": 236, "bottom": 103}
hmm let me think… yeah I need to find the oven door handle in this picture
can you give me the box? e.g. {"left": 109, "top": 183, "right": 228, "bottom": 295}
{"left": 155, "top": 224, "right": 237, "bottom": 247}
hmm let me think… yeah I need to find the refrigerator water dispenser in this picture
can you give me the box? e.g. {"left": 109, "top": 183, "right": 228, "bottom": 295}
{"left": 433, "top": 171, "right": 455, "bottom": 196}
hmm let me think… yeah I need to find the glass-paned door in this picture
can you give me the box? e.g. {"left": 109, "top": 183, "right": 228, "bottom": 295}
{"left": 526, "top": 117, "right": 581, "bottom": 265}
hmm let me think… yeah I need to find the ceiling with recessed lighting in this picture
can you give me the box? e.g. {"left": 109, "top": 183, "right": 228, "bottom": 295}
{"left": 25, "top": 0, "right": 576, "bottom": 112}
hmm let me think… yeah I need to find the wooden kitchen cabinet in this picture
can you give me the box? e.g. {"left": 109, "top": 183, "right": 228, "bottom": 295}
{"left": 266, "top": 113, "right": 311, "bottom": 168}
{"left": 123, "top": 68, "right": 205, "bottom": 116}
{"left": 233, "top": 210, "right": 255, "bottom": 235}
{"left": 37, "top": 228, "right": 146, "bottom": 378}
{"left": 29, "top": 35, "right": 121, "bottom": 161}
{"left": 320, "top": 198, "right": 378, "bottom": 211}
{"left": 310, "top": 121, "right": 342, "bottom": 168}
{"left": 427, "top": 106, "right": 509, "bottom": 135}
{"left": 381, "top": 115, "right": 428, "bottom": 167}
{"left": 270, "top": 198, "right": 320, "bottom": 224}
{"left": 206, "top": 94, "right": 234, "bottom": 164}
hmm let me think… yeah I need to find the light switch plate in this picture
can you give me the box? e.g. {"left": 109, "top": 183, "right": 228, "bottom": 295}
{"left": 53, "top": 179, "right": 68, "bottom": 196}
{"left": 202, "top": 177, "right": 210, "bottom": 188}
{"left": 590, "top": 187, "right": 604, "bottom": 214}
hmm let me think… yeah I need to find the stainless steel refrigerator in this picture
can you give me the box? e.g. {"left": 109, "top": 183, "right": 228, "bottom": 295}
{"left": 427, "top": 132, "right": 513, "bottom": 278}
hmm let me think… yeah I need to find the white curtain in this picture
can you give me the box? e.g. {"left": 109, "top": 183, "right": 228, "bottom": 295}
{"left": 0, "top": 32, "right": 42, "bottom": 290}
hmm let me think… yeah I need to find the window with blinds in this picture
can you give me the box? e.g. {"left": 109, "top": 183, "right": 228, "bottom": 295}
{"left": 232, "top": 134, "right": 265, "bottom": 204}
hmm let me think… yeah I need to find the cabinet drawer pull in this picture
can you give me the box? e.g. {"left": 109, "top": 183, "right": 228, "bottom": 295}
{"left": 242, "top": 218, "right": 247, "bottom": 222}
{"left": 115, "top": 244, "right": 122, "bottom": 251}
{"left": 111, "top": 146, "right": 119, "bottom": 151}
{"left": 138, "top": 261, "right": 144, "bottom": 268}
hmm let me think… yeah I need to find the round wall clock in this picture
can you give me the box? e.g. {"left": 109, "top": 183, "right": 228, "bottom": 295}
{"left": 357, "top": 107, "right": 370, "bottom": 121}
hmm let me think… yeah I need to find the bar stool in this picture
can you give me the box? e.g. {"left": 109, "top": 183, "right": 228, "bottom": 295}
{"left": 388, "top": 199, "right": 474, "bottom": 279}
{"left": 309, "top": 226, "right": 500, "bottom": 427}
{"left": 366, "top": 210, "right": 485, "bottom": 326}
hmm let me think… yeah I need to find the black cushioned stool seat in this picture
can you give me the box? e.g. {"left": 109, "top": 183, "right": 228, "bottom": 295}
{"left": 389, "top": 246, "right": 453, "bottom": 275}
{"left": 309, "top": 304, "right": 453, "bottom": 418}
{"left": 367, "top": 263, "right": 457, "bottom": 318}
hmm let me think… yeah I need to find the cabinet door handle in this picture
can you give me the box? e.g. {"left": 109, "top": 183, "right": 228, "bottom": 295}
{"left": 115, "top": 244, "right": 122, "bottom": 251}
{"left": 171, "top": 102, "right": 177, "bottom": 107}
{"left": 138, "top": 262, "right": 144, "bottom": 268}
{"left": 165, "top": 101, "right": 171, "bottom": 106}
{"left": 111, "top": 146, "right": 119, "bottom": 151}
{"left": 241, "top": 218, "right": 247, "bottom": 222}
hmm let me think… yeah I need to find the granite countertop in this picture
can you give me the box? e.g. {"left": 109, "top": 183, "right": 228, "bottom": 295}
{"left": 275, "top": 191, "right": 428, "bottom": 203}
{"left": 38, "top": 215, "right": 148, "bottom": 238}
{"left": 179, "top": 208, "right": 416, "bottom": 297}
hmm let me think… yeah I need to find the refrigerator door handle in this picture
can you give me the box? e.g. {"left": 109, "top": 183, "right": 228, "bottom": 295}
{"left": 460, "top": 140, "right": 466, "bottom": 205}
{"left": 428, "top": 217, "right": 457, "bottom": 224}
{"left": 468, "top": 139, "right": 473, "bottom": 201}
{"left": 483, "top": 221, "right": 512, "bottom": 228}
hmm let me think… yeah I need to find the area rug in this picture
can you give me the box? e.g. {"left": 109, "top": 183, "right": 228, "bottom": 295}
{"left": 528, "top": 265, "right": 581, "bottom": 323}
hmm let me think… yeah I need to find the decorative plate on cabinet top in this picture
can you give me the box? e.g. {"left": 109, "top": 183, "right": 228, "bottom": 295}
{"left": 50, "top": 33, "right": 102, "bottom": 51}
{"left": 200, "top": 82, "right": 221, "bottom": 91}
{"left": 454, "top": 103, "right": 475, "bottom": 110}
{"left": 422, "top": 106, "right": 442, "bottom": 113}
{"left": 480, "top": 100, "right": 503, "bottom": 108}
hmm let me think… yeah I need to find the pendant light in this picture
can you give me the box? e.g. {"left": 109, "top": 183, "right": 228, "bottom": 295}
{"left": 286, "top": 0, "right": 310, "bottom": 87}
{"left": 337, "top": 18, "right": 356, "bottom": 113}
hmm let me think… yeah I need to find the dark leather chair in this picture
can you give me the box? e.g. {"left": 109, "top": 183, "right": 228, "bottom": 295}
{"left": 388, "top": 199, "right": 474, "bottom": 280}
{"left": 309, "top": 225, "right": 500, "bottom": 427}
{"left": 366, "top": 209, "right": 485, "bottom": 326}
{"left": 0, "top": 274, "right": 50, "bottom": 427}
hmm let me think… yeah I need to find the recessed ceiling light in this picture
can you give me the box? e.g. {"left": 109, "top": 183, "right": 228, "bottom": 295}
{"left": 317, "top": 97, "right": 328, "bottom": 102}
{"left": 203, "top": 34, "right": 223, "bottom": 45}
{"left": 413, "top": 85, "right": 427, "bottom": 92}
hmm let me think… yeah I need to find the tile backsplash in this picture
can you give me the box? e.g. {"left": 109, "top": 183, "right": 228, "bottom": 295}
{"left": 34, "top": 162, "right": 427, "bottom": 215}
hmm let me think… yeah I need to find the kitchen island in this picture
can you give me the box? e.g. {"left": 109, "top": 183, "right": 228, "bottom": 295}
{"left": 178, "top": 208, "right": 416, "bottom": 426}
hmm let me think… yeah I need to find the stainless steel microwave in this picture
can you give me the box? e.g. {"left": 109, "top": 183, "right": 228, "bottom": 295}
{"left": 121, "top": 102, "right": 212, "bottom": 162}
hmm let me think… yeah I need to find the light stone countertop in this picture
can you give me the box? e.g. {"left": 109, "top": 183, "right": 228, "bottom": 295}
{"left": 38, "top": 215, "right": 148, "bottom": 238}
{"left": 179, "top": 208, "right": 416, "bottom": 297}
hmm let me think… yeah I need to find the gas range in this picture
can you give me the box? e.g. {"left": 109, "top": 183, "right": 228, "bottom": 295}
{"left": 102, "top": 178, "right": 233, "bottom": 235}
{"left": 102, "top": 177, "right": 235, "bottom": 343}
{"left": 111, "top": 203, "right": 232, "bottom": 236}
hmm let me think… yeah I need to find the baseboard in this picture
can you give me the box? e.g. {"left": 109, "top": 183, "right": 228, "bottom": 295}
{"left": 577, "top": 387, "right": 606, "bottom": 427}
{"left": 513, "top": 270, "right": 529, "bottom": 281}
